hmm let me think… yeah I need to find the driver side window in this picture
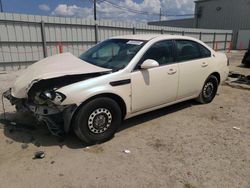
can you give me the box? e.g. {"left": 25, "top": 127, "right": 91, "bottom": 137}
{"left": 136, "top": 40, "right": 174, "bottom": 69}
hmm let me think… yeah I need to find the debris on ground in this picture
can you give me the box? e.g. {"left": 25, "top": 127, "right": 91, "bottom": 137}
{"left": 5, "top": 139, "right": 14, "bottom": 144}
{"left": 21, "top": 143, "right": 29, "bottom": 149}
{"left": 226, "top": 72, "right": 250, "bottom": 89}
{"left": 33, "top": 151, "right": 45, "bottom": 159}
{"left": 34, "top": 141, "right": 41, "bottom": 147}
{"left": 50, "top": 161, "right": 55, "bottom": 164}
{"left": 123, "top": 150, "right": 131, "bottom": 154}
{"left": 233, "top": 126, "right": 241, "bottom": 130}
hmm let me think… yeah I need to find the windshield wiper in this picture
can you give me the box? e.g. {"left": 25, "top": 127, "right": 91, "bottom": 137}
{"left": 112, "top": 65, "right": 126, "bottom": 72}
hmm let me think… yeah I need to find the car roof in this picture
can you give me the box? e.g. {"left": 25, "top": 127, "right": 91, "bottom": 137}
{"left": 111, "top": 34, "right": 198, "bottom": 41}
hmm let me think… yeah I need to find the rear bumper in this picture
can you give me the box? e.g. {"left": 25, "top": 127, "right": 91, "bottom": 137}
{"left": 3, "top": 89, "right": 77, "bottom": 136}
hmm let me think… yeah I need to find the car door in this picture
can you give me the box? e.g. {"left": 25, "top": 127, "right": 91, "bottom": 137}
{"left": 175, "top": 39, "right": 212, "bottom": 100}
{"left": 131, "top": 40, "right": 179, "bottom": 112}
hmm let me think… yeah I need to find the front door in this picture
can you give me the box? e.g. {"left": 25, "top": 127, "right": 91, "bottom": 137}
{"left": 131, "top": 40, "right": 179, "bottom": 112}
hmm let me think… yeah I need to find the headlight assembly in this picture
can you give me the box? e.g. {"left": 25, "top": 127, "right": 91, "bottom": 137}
{"left": 39, "top": 91, "right": 66, "bottom": 105}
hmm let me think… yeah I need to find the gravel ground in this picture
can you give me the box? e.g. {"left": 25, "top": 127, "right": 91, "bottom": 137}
{"left": 0, "top": 51, "right": 250, "bottom": 188}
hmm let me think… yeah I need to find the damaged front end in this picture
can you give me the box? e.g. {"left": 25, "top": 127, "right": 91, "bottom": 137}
{"left": 3, "top": 72, "right": 107, "bottom": 137}
{"left": 3, "top": 87, "right": 77, "bottom": 137}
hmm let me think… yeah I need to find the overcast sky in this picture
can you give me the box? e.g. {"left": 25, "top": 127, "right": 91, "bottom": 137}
{"left": 1, "top": 0, "right": 195, "bottom": 22}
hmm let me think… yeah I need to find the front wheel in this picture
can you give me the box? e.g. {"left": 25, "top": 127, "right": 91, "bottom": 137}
{"left": 73, "top": 97, "right": 122, "bottom": 144}
{"left": 196, "top": 75, "right": 219, "bottom": 104}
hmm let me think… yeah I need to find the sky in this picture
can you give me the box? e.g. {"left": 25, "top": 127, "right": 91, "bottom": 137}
{"left": 1, "top": 0, "right": 195, "bottom": 22}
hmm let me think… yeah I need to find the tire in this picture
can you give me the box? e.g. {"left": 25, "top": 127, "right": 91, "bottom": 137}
{"left": 196, "top": 75, "right": 219, "bottom": 104}
{"left": 73, "top": 97, "right": 122, "bottom": 144}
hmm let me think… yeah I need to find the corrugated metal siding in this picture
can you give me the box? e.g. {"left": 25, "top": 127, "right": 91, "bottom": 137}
{"left": 0, "top": 12, "right": 233, "bottom": 70}
{"left": 148, "top": 18, "right": 195, "bottom": 28}
{"left": 237, "top": 30, "right": 250, "bottom": 49}
{"left": 196, "top": 0, "right": 250, "bottom": 48}
{"left": 196, "top": 0, "right": 250, "bottom": 30}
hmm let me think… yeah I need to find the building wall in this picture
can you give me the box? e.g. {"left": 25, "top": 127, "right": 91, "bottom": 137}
{"left": 195, "top": 0, "right": 250, "bottom": 49}
{"left": 237, "top": 30, "right": 250, "bottom": 49}
{"left": 148, "top": 18, "right": 195, "bottom": 28}
{"left": 196, "top": 0, "right": 250, "bottom": 30}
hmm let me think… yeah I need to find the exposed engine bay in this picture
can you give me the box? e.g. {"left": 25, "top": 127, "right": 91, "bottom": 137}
{"left": 3, "top": 72, "right": 108, "bottom": 136}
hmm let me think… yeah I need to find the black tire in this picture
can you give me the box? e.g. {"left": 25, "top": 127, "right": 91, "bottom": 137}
{"left": 196, "top": 75, "right": 219, "bottom": 104}
{"left": 73, "top": 97, "right": 122, "bottom": 144}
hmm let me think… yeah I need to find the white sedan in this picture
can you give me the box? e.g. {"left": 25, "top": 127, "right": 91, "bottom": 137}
{"left": 4, "top": 34, "right": 229, "bottom": 144}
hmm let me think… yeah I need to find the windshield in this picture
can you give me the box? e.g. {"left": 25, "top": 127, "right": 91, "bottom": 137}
{"left": 79, "top": 39, "right": 146, "bottom": 71}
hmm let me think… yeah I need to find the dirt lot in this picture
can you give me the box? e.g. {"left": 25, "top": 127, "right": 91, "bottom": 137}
{"left": 0, "top": 51, "right": 250, "bottom": 188}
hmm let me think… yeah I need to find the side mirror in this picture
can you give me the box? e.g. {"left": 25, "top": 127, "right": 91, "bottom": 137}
{"left": 140, "top": 59, "right": 159, "bottom": 69}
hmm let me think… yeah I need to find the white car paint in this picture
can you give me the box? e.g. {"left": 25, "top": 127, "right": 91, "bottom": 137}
{"left": 10, "top": 34, "right": 229, "bottom": 121}
{"left": 55, "top": 35, "right": 229, "bottom": 119}
{"left": 11, "top": 52, "right": 111, "bottom": 98}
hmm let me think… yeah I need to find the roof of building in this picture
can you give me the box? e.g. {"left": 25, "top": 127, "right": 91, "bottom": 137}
{"left": 195, "top": 0, "right": 218, "bottom": 3}
{"left": 111, "top": 34, "right": 204, "bottom": 42}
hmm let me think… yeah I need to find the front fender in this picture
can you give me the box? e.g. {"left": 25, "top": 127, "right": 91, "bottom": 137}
{"left": 57, "top": 83, "right": 131, "bottom": 113}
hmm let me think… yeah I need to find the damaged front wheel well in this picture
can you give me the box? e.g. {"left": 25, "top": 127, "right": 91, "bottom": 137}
{"left": 70, "top": 93, "right": 127, "bottom": 129}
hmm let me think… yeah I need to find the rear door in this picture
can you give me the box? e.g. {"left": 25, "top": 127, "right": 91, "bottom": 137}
{"left": 174, "top": 40, "right": 212, "bottom": 100}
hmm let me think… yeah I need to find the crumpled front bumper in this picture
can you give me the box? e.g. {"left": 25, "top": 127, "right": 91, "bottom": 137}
{"left": 3, "top": 89, "right": 77, "bottom": 136}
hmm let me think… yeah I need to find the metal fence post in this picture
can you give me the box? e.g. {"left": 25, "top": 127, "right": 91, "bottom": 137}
{"left": 212, "top": 32, "right": 216, "bottom": 50}
{"left": 161, "top": 29, "right": 164, "bottom": 34}
{"left": 94, "top": 24, "right": 99, "bottom": 44}
{"left": 40, "top": 21, "right": 47, "bottom": 58}
{"left": 224, "top": 33, "right": 228, "bottom": 50}
{"left": 182, "top": 31, "right": 185, "bottom": 36}
{"left": 132, "top": 27, "right": 136, "bottom": 35}
{"left": 199, "top": 32, "right": 202, "bottom": 40}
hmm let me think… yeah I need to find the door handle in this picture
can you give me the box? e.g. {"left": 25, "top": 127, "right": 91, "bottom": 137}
{"left": 167, "top": 68, "right": 177, "bottom": 75}
{"left": 201, "top": 62, "right": 208, "bottom": 67}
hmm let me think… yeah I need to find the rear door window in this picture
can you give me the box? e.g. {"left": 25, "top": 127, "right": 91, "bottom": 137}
{"left": 175, "top": 40, "right": 200, "bottom": 62}
{"left": 199, "top": 44, "right": 211, "bottom": 58}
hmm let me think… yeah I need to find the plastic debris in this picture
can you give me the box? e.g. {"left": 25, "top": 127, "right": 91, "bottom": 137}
{"left": 34, "top": 141, "right": 41, "bottom": 147}
{"left": 33, "top": 151, "right": 45, "bottom": 159}
{"left": 123, "top": 150, "right": 131, "bottom": 154}
{"left": 233, "top": 127, "right": 240, "bottom": 130}
{"left": 10, "top": 121, "right": 17, "bottom": 125}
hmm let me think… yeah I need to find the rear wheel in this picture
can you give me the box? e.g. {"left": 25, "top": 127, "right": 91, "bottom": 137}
{"left": 196, "top": 75, "right": 218, "bottom": 104}
{"left": 73, "top": 97, "right": 122, "bottom": 144}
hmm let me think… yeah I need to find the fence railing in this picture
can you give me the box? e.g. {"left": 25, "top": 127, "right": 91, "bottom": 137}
{"left": 0, "top": 12, "right": 233, "bottom": 70}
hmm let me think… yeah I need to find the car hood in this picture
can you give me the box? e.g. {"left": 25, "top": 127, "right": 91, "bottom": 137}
{"left": 11, "top": 52, "right": 111, "bottom": 98}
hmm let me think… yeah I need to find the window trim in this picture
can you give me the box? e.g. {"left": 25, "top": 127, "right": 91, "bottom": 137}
{"left": 133, "top": 39, "right": 175, "bottom": 72}
{"left": 198, "top": 43, "right": 212, "bottom": 59}
{"left": 132, "top": 39, "right": 212, "bottom": 72}
{"left": 173, "top": 39, "right": 212, "bottom": 63}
